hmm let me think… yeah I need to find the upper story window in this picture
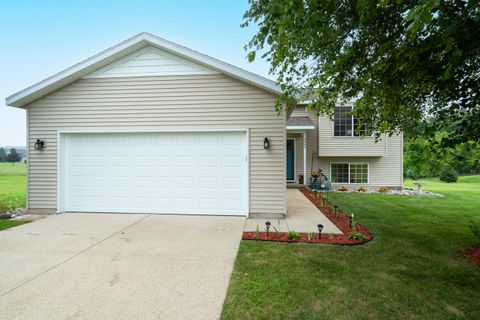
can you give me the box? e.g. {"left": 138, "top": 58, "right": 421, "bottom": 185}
{"left": 333, "top": 106, "right": 368, "bottom": 137}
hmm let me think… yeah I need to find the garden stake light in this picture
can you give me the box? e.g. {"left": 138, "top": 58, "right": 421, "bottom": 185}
{"left": 348, "top": 215, "right": 353, "bottom": 228}
{"left": 334, "top": 205, "right": 339, "bottom": 216}
{"left": 317, "top": 224, "right": 324, "bottom": 239}
{"left": 265, "top": 221, "right": 271, "bottom": 236}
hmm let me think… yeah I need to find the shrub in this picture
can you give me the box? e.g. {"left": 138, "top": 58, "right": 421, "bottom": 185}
{"left": 357, "top": 186, "right": 368, "bottom": 192}
{"left": 439, "top": 165, "right": 458, "bottom": 183}
{"left": 307, "top": 232, "right": 314, "bottom": 241}
{"left": 0, "top": 192, "right": 19, "bottom": 213}
{"left": 470, "top": 221, "right": 480, "bottom": 243}
{"left": 287, "top": 230, "right": 300, "bottom": 240}
{"left": 337, "top": 186, "right": 349, "bottom": 192}
{"left": 348, "top": 231, "right": 364, "bottom": 241}
{"left": 377, "top": 186, "right": 389, "bottom": 193}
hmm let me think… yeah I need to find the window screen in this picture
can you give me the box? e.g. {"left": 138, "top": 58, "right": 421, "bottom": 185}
{"left": 334, "top": 106, "right": 368, "bottom": 136}
{"left": 349, "top": 163, "right": 368, "bottom": 183}
{"left": 331, "top": 163, "right": 369, "bottom": 184}
{"left": 331, "top": 163, "right": 349, "bottom": 183}
{"left": 334, "top": 107, "right": 352, "bottom": 136}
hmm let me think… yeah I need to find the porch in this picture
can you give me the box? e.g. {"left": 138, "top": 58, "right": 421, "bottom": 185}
{"left": 286, "top": 115, "right": 316, "bottom": 186}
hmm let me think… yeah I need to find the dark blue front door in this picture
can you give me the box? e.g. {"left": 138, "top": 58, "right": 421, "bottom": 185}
{"left": 286, "top": 139, "right": 295, "bottom": 181}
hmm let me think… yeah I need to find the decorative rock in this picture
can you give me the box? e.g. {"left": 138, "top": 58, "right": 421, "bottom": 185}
{"left": 326, "top": 187, "right": 443, "bottom": 197}
{"left": 0, "top": 213, "right": 12, "bottom": 220}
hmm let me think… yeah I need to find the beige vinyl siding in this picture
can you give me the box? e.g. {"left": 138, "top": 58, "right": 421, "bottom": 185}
{"left": 27, "top": 74, "right": 286, "bottom": 215}
{"left": 289, "top": 106, "right": 403, "bottom": 187}
{"left": 318, "top": 114, "right": 386, "bottom": 157}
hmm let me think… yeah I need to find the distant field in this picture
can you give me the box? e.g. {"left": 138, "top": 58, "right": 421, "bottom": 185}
{"left": 0, "top": 162, "right": 26, "bottom": 211}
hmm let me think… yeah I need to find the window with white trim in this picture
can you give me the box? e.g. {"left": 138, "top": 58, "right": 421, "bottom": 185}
{"left": 334, "top": 106, "right": 368, "bottom": 136}
{"left": 331, "top": 163, "right": 368, "bottom": 183}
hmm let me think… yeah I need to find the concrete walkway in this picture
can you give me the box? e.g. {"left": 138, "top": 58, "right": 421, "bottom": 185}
{"left": 245, "top": 189, "right": 342, "bottom": 234}
{"left": 0, "top": 213, "right": 245, "bottom": 320}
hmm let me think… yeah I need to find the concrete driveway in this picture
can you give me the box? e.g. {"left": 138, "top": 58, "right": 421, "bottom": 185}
{"left": 0, "top": 213, "right": 245, "bottom": 320}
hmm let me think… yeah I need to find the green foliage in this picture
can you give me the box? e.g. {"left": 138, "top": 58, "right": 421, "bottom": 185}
{"left": 439, "top": 165, "right": 458, "bottom": 183}
{"left": 6, "top": 148, "right": 21, "bottom": 165}
{"left": 0, "top": 192, "right": 20, "bottom": 213}
{"left": 243, "top": 0, "right": 480, "bottom": 145}
{"left": 287, "top": 230, "right": 300, "bottom": 240}
{"left": 255, "top": 224, "right": 260, "bottom": 239}
{"left": 347, "top": 230, "right": 365, "bottom": 241}
{"left": 404, "top": 134, "right": 480, "bottom": 179}
{"left": 470, "top": 221, "right": 480, "bottom": 243}
{"left": 307, "top": 232, "right": 314, "bottom": 241}
{"left": 0, "top": 147, "right": 6, "bottom": 162}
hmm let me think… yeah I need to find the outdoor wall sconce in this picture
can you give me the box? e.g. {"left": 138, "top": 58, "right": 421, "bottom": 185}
{"left": 34, "top": 139, "right": 46, "bottom": 150}
{"left": 263, "top": 137, "right": 270, "bottom": 149}
{"left": 317, "top": 224, "right": 324, "bottom": 239}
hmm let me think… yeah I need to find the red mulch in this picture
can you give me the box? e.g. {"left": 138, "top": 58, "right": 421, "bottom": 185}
{"left": 464, "top": 246, "right": 480, "bottom": 266}
{"left": 242, "top": 188, "right": 373, "bottom": 245}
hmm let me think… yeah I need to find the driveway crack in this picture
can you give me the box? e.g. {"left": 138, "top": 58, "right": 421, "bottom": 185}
{"left": 0, "top": 214, "right": 150, "bottom": 299}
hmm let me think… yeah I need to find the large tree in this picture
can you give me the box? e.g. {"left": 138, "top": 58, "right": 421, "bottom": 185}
{"left": 243, "top": 0, "right": 480, "bottom": 145}
{"left": 6, "top": 148, "right": 22, "bottom": 166}
{"left": 0, "top": 147, "right": 6, "bottom": 162}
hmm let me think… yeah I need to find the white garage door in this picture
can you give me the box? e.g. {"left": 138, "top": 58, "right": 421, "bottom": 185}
{"left": 62, "top": 132, "right": 248, "bottom": 216}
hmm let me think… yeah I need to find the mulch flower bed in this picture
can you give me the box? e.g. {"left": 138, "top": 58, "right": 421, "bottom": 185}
{"left": 242, "top": 188, "right": 373, "bottom": 245}
{"left": 464, "top": 246, "right": 480, "bottom": 266}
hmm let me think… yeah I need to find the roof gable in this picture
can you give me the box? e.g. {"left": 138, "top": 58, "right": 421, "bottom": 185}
{"left": 84, "top": 46, "right": 218, "bottom": 78}
{"left": 6, "top": 32, "right": 280, "bottom": 108}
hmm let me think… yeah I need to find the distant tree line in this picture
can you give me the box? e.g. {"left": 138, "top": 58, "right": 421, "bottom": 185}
{"left": 404, "top": 133, "right": 480, "bottom": 180}
{"left": 0, "top": 147, "right": 22, "bottom": 166}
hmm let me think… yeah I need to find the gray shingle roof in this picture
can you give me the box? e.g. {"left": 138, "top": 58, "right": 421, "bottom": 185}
{"left": 287, "top": 116, "right": 315, "bottom": 128}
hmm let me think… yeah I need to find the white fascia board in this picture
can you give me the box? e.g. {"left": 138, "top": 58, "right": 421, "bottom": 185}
{"left": 6, "top": 33, "right": 281, "bottom": 108}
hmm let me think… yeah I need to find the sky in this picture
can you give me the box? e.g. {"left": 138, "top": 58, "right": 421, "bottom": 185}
{"left": 0, "top": 0, "right": 272, "bottom": 147}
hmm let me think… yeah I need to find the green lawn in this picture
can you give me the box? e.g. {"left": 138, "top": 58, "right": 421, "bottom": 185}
{"left": 0, "top": 219, "right": 28, "bottom": 231}
{"left": 222, "top": 176, "right": 480, "bottom": 319}
{"left": 0, "top": 162, "right": 26, "bottom": 212}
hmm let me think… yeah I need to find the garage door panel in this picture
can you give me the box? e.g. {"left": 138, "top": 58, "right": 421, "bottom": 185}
{"left": 63, "top": 132, "right": 247, "bottom": 215}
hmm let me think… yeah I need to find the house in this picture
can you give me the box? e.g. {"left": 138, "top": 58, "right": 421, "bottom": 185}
{"left": 287, "top": 104, "right": 403, "bottom": 188}
{"left": 6, "top": 33, "right": 402, "bottom": 218}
